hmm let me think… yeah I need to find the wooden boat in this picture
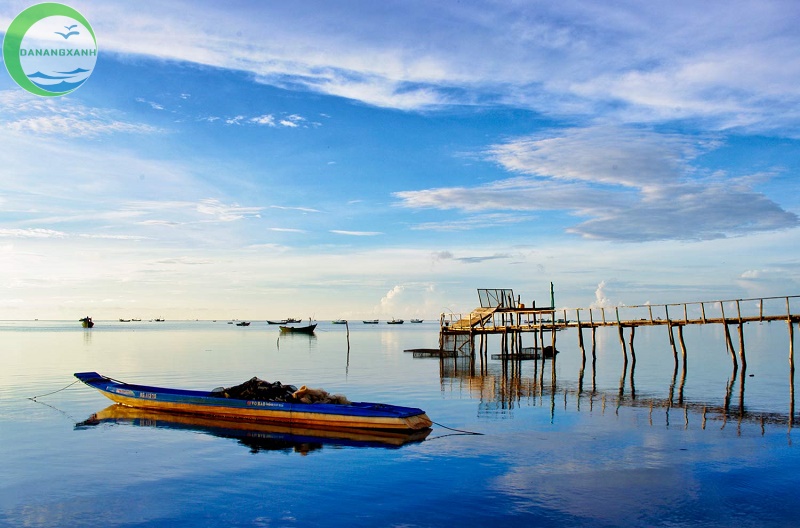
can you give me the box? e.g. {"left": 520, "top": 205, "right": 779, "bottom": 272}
{"left": 266, "top": 320, "right": 287, "bottom": 324}
{"left": 332, "top": 319, "right": 347, "bottom": 324}
{"left": 74, "top": 372, "right": 432, "bottom": 431}
{"left": 279, "top": 323, "right": 316, "bottom": 334}
{"left": 410, "top": 319, "right": 423, "bottom": 323}
{"left": 386, "top": 319, "right": 404, "bottom": 324}
{"left": 77, "top": 405, "right": 430, "bottom": 450}
{"left": 236, "top": 321, "right": 251, "bottom": 326}
{"left": 79, "top": 317, "right": 93, "bottom": 328}
{"left": 363, "top": 319, "right": 379, "bottom": 324}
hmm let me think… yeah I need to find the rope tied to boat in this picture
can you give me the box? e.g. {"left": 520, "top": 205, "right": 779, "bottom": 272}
{"left": 28, "top": 379, "right": 81, "bottom": 401}
{"left": 430, "top": 420, "right": 483, "bottom": 435}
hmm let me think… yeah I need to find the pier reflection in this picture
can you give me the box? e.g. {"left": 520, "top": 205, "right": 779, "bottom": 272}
{"left": 436, "top": 350, "right": 796, "bottom": 431}
{"left": 76, "top": 405, "right": 429, "bottom": 454}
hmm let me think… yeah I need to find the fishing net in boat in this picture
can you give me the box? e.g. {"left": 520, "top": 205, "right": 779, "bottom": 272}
{"left": 215, "top": 377, "right": 351, "bottom": 404}
{"left": 292, "top": 385, "right": 351, "bottom": 405}
{"left": 216, "top": 377, "right": 298, "bottom": 402}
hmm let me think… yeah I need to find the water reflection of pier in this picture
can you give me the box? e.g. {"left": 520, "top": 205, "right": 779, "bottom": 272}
{"left": 437, "top": 354, "right": 790, "bottom": 432}
{"left": 431, "top": 288, "right": 800, "bottom": 429}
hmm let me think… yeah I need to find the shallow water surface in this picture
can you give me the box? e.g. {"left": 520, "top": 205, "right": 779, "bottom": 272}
{"left": 1, "top": 320, "right": 798, "bottom": 527}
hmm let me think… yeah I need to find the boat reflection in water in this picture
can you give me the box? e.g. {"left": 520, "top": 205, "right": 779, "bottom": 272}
{"left": 76, "top": 405, "right": 430, "bottom": 455}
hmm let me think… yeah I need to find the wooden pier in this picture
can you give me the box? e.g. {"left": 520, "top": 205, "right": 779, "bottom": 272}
{"left": 440, "top": 288, "right": 799, "bottom": 362}
{"left": 433, "top": 288, "right": 800, "bottom": 427}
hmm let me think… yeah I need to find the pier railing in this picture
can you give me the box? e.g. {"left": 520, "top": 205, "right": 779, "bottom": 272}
{"left": 441, "top": 294, "right": 800, "bottom": 332}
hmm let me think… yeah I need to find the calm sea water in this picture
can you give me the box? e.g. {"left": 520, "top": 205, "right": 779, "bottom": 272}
{"left": 1, "top": 319, "right": 799, "bottom": 527}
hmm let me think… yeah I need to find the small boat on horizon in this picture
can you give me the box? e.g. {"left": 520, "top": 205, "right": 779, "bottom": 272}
{"left": 363, "top": 319, "right": 379, "bottom": 324}
{"left": 386, "top": 319, "right": 404, "bottom": 324}
{"left": 268, "top": 317, "right": 302, "bottom": 324}
{"left": 332, "top": 319, "right": 348, "bottom": 324}
{"left": 80, "top": 316, "right": 94, "bottom": 328}
{"left": 236, "top": 321, "right": 251, "bottom": 326}
{"left": 410, "top": 319, "right": 423, "bottom": 323}
{"left": 74, "top": 372, "right": 432, "bottom": 431}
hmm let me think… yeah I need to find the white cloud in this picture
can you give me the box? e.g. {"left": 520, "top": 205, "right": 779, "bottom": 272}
{"left": 270, "top": 205, "right": 323, "bottom": 214}
{"left": 378, "top": 285, "right": 405, "bottom": 313}
{"left": 330, "top": 230, "right": 383, "bottom": 236}
{"left": 0, "top": 90, "right": 159, "bottom": 137}
{"left": 251, "top": 114, "right": 276, "bottom": 126}
{"left": 0, "top": 228, "right": 67, "bottom": 238}
{"left": 196, "top": 198, "right": 263, "bottom": 222}
{"left": 75, "top": 1, "right": 800, "bottom": 128}
{"left": 591, "top": 280, "right": 613, "bottom": 308}
{"left": 269, "top": 227, "right": 306, "bottom": 233}
{"left": 395, "top": 126, "right": 799, "bottom": 241}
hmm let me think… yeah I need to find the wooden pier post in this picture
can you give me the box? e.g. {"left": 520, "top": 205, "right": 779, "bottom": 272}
{"left": 677, "top": 324, "right": 688, "bottom": 374}
{"left": 665, "top": 305, "right": 678, "bottom": 368}
{"left": 738, "top": 323, "right": 747, "bottom": 371}
{"left": 788, "top": 297, "right": 795, "bottom": 428}
{"left": 720, "top": 301, "right": 738, "bottom": 370}
{"left": 628, "top": 326, "right": 637, "bottom": 398}
{"left": 591, "top": 326, "right": 597, "bottom": 392}
{"left": 786, "top": 314, "right": 794, "bottom": 429}
{"left": 616, "top": 307, "right": 628, "bottom": 367}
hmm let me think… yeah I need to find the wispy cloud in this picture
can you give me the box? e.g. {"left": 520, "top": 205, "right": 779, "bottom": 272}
{"left": 330, "top": 230, "right": 383, "bottom": 236}
{"left": 196, "top": 198, "right": 263, "bottom": 221}
{"left": 396, "top": 126, "right": 798, "bottom": 241}
{"left": 0, "top": 90, "right": 159, "bottom": 137}
{"left": 410, "top": 213, "right": 535, "bottom": 231}
{"left": 0, "top": 228, "right": 67, "bottom": 239}
{"left": 135, "top": 97, "right": 165, "bottom": 110}
{"left": 431, "top": 250, "right": 512, "bottom": 264}
{"left": 81, "top": 1, "right": 800, "bottom": 129}
{"left": 270, "top": 205, "right": 323, "bottom": 214}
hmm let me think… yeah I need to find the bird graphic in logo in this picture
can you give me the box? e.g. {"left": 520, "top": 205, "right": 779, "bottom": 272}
{"left": 55, "top": 24, "right": 79, "bottom": 39}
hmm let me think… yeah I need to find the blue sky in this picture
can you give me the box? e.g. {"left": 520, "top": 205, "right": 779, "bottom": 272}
{"left": 1, "top": 0, "right": 799, "bottom": 320}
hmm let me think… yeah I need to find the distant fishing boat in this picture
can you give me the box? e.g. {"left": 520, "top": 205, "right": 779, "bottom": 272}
{"left": 363, "top": 320, "right": 379, "bottom": 324}
{"left": 386, "top": 319, "right": 404, "bottom": 324}
{"left": 74, "top": 372, "right": 432, "bottom": 431}
{"left": 80, "top": 317, "right": 94, "bottom": 328}
{"left": 410, "top": 319, "right": 423, "bottom": 323}
{"left": 280, "top": 323, "right": 316, "bottom": 334}
{"left": 332, "top": 319, "right": 348, "bottom": 324}
{"left": 236, "top": 321, "right": 251, "bottom": 326}
{"left": 266, "top": 320, "right": 287, "bottom": 325}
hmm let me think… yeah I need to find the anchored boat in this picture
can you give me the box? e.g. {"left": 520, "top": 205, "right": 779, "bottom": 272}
{"left": 74, "top": 372, "right": 432, "bottom": 431}
{"left": 77, "top": 405, "right": 430, "bottom": 450}
{"left": 279, "top": 323, "right": 316, "bottom": 334}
